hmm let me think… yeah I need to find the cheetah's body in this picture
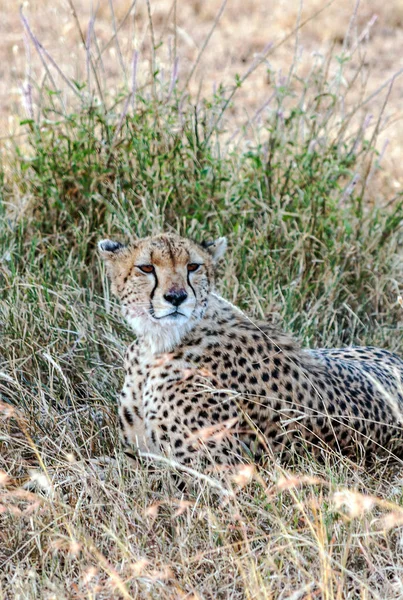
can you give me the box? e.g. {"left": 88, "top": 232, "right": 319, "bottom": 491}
{"left": 99, "top": 233, "right": 403, "bottom": 466}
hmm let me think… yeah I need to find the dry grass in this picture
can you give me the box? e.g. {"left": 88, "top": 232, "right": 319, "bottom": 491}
{"left": 2, "top": 0, "right": 403, "bottom": 193}
{"left": 2, "top": 1, "right": 403, "bottom": 598}
{"left": 3, "top": 422, "right": 403, "bottom": 598}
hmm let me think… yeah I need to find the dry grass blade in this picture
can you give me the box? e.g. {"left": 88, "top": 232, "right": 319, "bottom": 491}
{"left": 205, "top": 0, "right": 336, "bottom": 142}
{"left": 137, "top": 451, "right": 235, "bottom": 497}
{"left": 181, "top": 0, "right": 228, "bottom": 94}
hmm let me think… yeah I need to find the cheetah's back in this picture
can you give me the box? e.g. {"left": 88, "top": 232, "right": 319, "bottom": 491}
{"left": 303, "top": 346, "right": 403, "bottom": 458}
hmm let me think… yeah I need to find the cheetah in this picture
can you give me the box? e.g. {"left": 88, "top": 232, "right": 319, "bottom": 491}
{"left": 99, "top": 233, "right": 403, "bottom": 467}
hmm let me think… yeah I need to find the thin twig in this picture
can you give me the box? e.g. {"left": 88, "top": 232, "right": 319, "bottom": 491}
{"left": 131, "top": 49, "right": 139, "bottom": 113}
{"left": 138, "top": 451, "right": 235, "bottom": 496}
{"left": 146, "top": 0, "right": 157, "bottom": 99}
{"left": 287, "top": 0, "right": 303, "bottom": 85}
{"left": 108, "top": 0, "right": 128, "bottom": 84}
{"left": 167, "top": 57, "right": 179, "bottom": 102}
{"left": 20, "top": 9, "right": 68, "bottom": 116}
{"left": 181, "top": 0, "right": 228, "bottom": 94}
{"left": 342, "top": 0, "right": 361, "bottom": 54}
{"left": 20, "top": 20, "right": 35, "bottom": 122}
{"left": 96, "top": 0, "right": 137, "bottom": 61}
{"left": 106, "top": 50, "right": 139, "bottom": 166}
{"left": 359, "top": 76, "right": 396, "bottom": 201}
{"left": 67, "top": 0, "right": 105, "bottom": 106}
{"left": 173, "top": 0, "right": 177, "bottom": 69}
{"left": 205, "top": 0, "right": 336, "bottom": 144}
{"left": 86, "top": 15, "right": 95, "bottom": 95}
{"left": 348, "top": 67, "right": 403, "bottom": 115}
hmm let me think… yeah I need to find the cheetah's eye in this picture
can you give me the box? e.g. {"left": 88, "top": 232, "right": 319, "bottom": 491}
{"left": 187, "top": 263, "right": 201, "bottom": 272}
{"left": 138, "top": 265, "right": 155, "bottom": 274}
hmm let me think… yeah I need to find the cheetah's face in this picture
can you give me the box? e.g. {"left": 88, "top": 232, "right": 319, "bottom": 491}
{"left": 98, "top": 233, "right": 227, "bottom": 350}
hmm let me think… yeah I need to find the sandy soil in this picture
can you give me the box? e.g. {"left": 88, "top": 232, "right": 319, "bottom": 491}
{"left": 1, "top": 0, "right": 402, "bottom": 191}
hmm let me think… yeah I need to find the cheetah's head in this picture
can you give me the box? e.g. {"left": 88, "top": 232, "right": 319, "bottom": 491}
{"left": 98, "top": 233, "right": 227, "bottom": 352}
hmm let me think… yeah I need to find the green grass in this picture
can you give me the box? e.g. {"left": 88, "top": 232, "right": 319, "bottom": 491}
{"left": 2, "top": 5, "right": 403, "bottom": 598}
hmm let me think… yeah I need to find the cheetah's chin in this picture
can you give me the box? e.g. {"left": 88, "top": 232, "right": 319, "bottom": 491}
{"left": 122, "top": 308, "right": 195, "bottom": 353}
{"left": 151, "top": 312, "right": 189, "bottom": 324}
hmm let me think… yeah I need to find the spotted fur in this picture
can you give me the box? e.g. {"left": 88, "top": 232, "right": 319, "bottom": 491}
{"left": 99, "top": 233, "right": 403, "bottom": 466}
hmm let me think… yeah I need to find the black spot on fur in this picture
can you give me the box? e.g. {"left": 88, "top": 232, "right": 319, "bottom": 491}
{"left": 123, "top": 407, "right": 134, "bottom": 426}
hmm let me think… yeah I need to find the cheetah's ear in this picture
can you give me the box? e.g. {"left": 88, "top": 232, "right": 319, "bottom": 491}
{"left": 98, "top": 239, "right": 126, "bottom": 261}
{"left": 201, "top": 237, "right": 227, "bottom": 263}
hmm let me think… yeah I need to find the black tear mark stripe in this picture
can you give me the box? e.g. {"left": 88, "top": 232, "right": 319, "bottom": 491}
{"left": 186, "top": 250, "right": 197, "bottom": 299}
{"left": 150, "top": 271, "right": 158, "bottom": 299}
{"left": 187, "top": 272, "right": 196, "bottom": 299}
{"left": 149, "top": 250, "right": 159, "bottom": 307}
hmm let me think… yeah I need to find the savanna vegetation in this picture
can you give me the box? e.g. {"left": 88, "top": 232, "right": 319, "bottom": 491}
{"left": 1, "top": 1, "right": 403, "bottom": 598}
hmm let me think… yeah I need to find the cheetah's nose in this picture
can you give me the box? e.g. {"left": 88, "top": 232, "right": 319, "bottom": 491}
{"left": 163, "top": 289, "right": 188, "bottom": 307}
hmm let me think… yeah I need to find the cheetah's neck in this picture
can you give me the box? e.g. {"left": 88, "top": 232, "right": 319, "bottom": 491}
{"left": 140, "top": 292, "right": 298, "bottom": 357}
{"left": 139, "top": 293, "right": 232, "bottom": 355}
